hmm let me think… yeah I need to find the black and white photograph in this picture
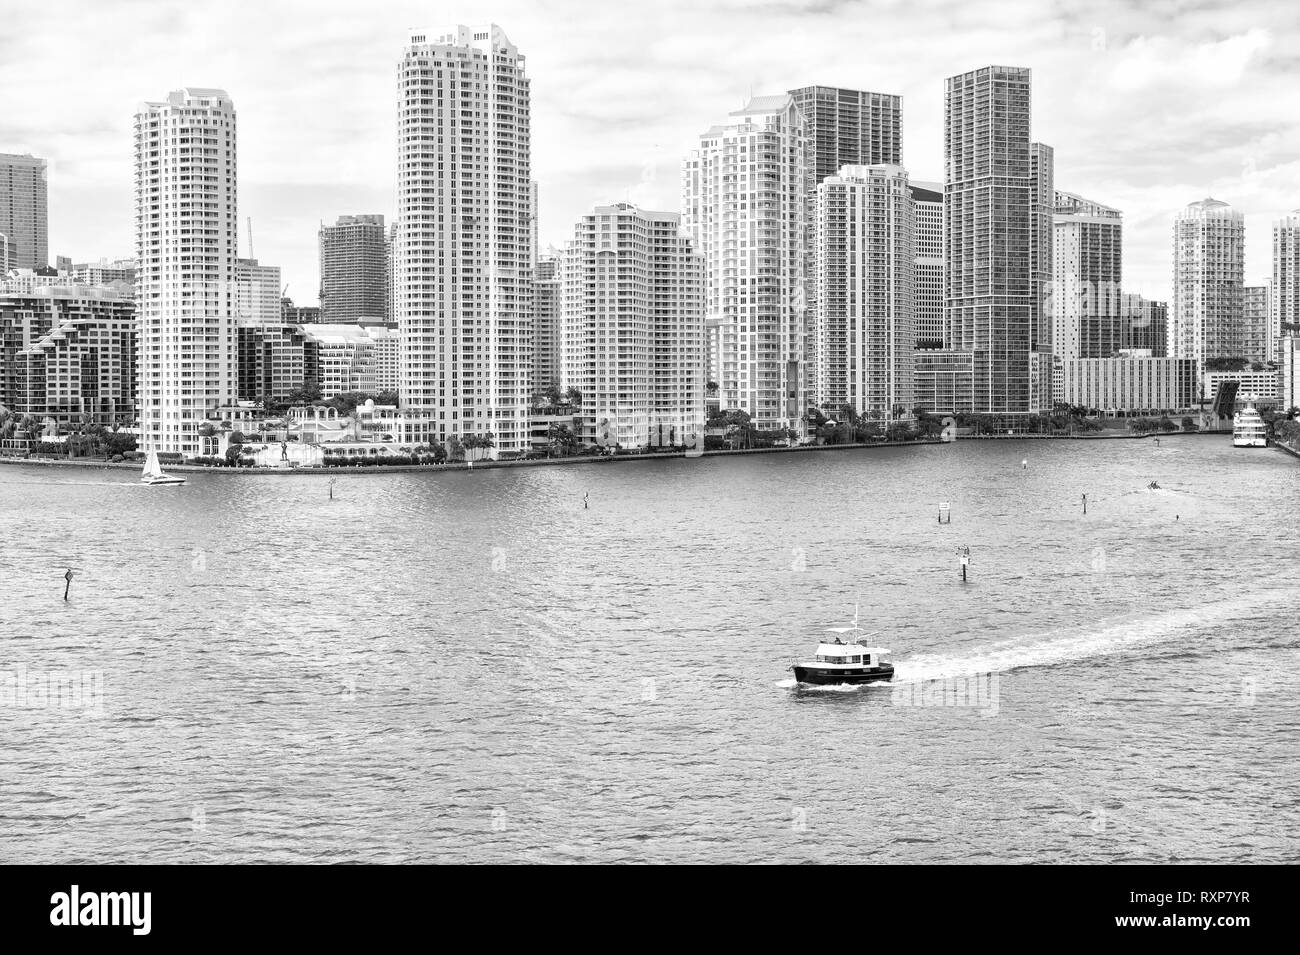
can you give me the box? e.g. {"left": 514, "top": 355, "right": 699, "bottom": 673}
{"left": 0, "top": 0, "right": 1292, "bottom": 929}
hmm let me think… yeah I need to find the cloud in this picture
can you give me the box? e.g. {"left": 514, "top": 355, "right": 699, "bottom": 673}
{"left": 2, "top": 0, "right": 1296, "bottom": 301}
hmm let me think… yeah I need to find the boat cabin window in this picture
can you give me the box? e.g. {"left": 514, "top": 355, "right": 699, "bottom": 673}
{"left": 850, "top": 656, "right": 861, "bottom": 664}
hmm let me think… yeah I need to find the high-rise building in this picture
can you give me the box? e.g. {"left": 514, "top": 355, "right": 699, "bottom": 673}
{"left": 2, "top": 266, "right": 63, "bottom": 295}
{"left": 788, "top": 86, "right": 903, "bottom": 181}
{"left": 789, "top": 86, "right": 902, "bottom": 401}
{"left": 281, "top": 297, "right": 322, "bottom": 325}
{"left": 1281, "top": 337, "right": 1300, "bottom": 412}
{"left": 395, "top": 25, "right": 533, "bottom": 454}
{"left": 237, "top": 324, "right": 307, "bottom": 406}
{"left": 814, "top": 164, "right": 915, "bottom": 418}
{"left": 1242, "top": 283, "right": 1272, "bottom": 363}
{"left": 386, "top": 221, "right": 397, "bottom": 323}
{"left": 1029, "top": 143, "right": 1055, "bottom": 362}
{"left": 560, "top": 203, "right": 705, "bottom": 448}
{"left": 911, "top": 181, "right": 944, "bottom": 350}
{"left": 682, "top": 94, "right": 805, "bottom": 432}
{"left": 369, "top": 325, "right": 400, "bottom": 395}
{"left": 1052, "top": 191, "right": 1123, "bottom": 360}
{"left": 1171, "top": 197, "right": 1244, "bottom": 370}
{"left": 319, "top": 214, "right": 388, "bottom": 322}
{"left": 1272, "top": 213, "right": 1300, "bottom": 359}
{"left": 134, "top": 88, "right": 238, "bottom": 455}
{"left": 532, "top": 254, "right": 561, "bottom": 394}
{"left": 1120, "top": 294, "right": 1168, "bottom": 357}
{"left": 301, "top": 324, "right": 381, "bottom": 398}
{"left": 944, "top": 66, "right": 1040, "bottom": 417}
{"left": 0, "top": 285, "right": 135, "bottom": 429}
{"left": 0, "top": 153, "right": 49, "bottom": 270}
{"left": 67, "top": 257, "right": 136, "bottom": 293}
{"left": 236, "top": 257, "right": 283, "bottom": 325}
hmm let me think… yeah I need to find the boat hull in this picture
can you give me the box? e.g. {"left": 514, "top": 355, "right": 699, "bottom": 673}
{"left": 141, "top": 476, "right": 186, "bottom": 486}
{"left": 792, "top": 664, "right": 894, "bottom": 686}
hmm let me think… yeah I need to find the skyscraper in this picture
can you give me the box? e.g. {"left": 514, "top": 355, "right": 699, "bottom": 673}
{"left": 532, "top": 254, "right": 561, "bottom": 394}
{"left": 1120, "top": 294, "right": 1168, "bottom": 357}
{"left": 1029, "top": 143, "right": 1054, "bottom": 358}
{"left": 1051, "top": 191, "right": 1123, "bottom": 360}
{"left": 788, "top": 86, "right": 902, "bottom": 182}
{"left": 395, "top": 25, "right": 532, "bottom": 454}
{"left": 319, "top": 214, "right": 388, "bottom": 322}
{"left": 1171, "top": 197, "right": 1244, "bottom": 370}
{"left": 134, "top": 88, "right": 238, "bottom": 454}
{"left": 1, "top": 153, "right": 49, "bottom": 271}
{"left": 560, "top": 203, "right": 705, "bottom": 448}
{"left": 789, "top": 86, "right": 902, "bottom": 400}
{"left": 911, "top": 181, "right": 944, "bottom": 350}
{"left": 1242, "top": 283, "right": 1272, "bottom": 363}
{"left": 682, "top": 95, "right": 805, "bottom": 432}
{"left": 1272, "top": 213, "right": 1300, "bottom": 359}
{"left": 944, "top": 66, "right": 1038, "bottom": 417}
{"left": 814, "top": 165, "right": 915, "bottom": 419}
{"left": 236, "top": 257, "right": 283, "bottom": 325}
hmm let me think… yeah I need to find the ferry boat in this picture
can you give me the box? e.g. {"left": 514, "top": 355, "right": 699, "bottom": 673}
{"left": 1232, "top": 399, "right": 1268, "bottom": 448}
{"left": 791, "top": 611, "right": 895, "bottom": 686}
{"left": 140, "top": 449, "right": 185, "bottom": 486}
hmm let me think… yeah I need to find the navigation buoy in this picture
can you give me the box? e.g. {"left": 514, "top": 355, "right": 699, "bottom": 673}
{"left": 63, "top": 568, "right": 74, "bottom": 601}
{"left": 1082, "top": 493, "right": 1088, "bottom": 515}
{"left": 956, "top": 545, "right": 970, "bottom": 582}
{"left": 1021, "top": 458, "right": 1027, "bottom": 469}
{"left": 583, "top": 492, "right": 589, "bottom": 510}
{"left": 329, "top": 478, "right": 336, "bottom": 501}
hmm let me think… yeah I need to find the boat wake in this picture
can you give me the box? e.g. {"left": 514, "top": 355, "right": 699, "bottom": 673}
{"left": 777, "top": 677, "right": 892, "bottom": 693}
{"left": 893, "top": 590, "right": 1297, "bottom": 684}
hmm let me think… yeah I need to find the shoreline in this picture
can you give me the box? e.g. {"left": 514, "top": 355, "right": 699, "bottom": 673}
{"left": 0, "top": 429, "right": 1276, "bottom": 476}
{"left": 0, "top": 438, "right": 946, "bottom": 476}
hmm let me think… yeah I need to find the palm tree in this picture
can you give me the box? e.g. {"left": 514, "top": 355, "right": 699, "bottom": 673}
{"left": 562, "top": 386, "right": 583, "bottom": 409}
{"left": 547, "top": 422, "right": 577, "bottom": 458}
{"left": 18, "top": 414, "right": 40, "bottom": 442}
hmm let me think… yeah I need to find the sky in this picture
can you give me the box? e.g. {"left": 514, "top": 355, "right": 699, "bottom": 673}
{"left": 4, "top": 0, "right": 1300, "bottom": 305}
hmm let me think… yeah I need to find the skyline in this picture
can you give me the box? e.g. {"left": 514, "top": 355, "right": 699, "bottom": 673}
{"left": 4, "top": 0, "right": 1300, "bottom": 304}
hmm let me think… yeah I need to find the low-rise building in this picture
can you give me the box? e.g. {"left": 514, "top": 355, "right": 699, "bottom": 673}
{"left": 1203, "top": 368, "right": 1281, "bottom": 407}
{"left": 1055, "top": 356, "right": 1198, "bottom": 413}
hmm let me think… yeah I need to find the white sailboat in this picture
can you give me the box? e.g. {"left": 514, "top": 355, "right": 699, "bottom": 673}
{"left": 140, "top": 449, "right": 185, "bottom": 486}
